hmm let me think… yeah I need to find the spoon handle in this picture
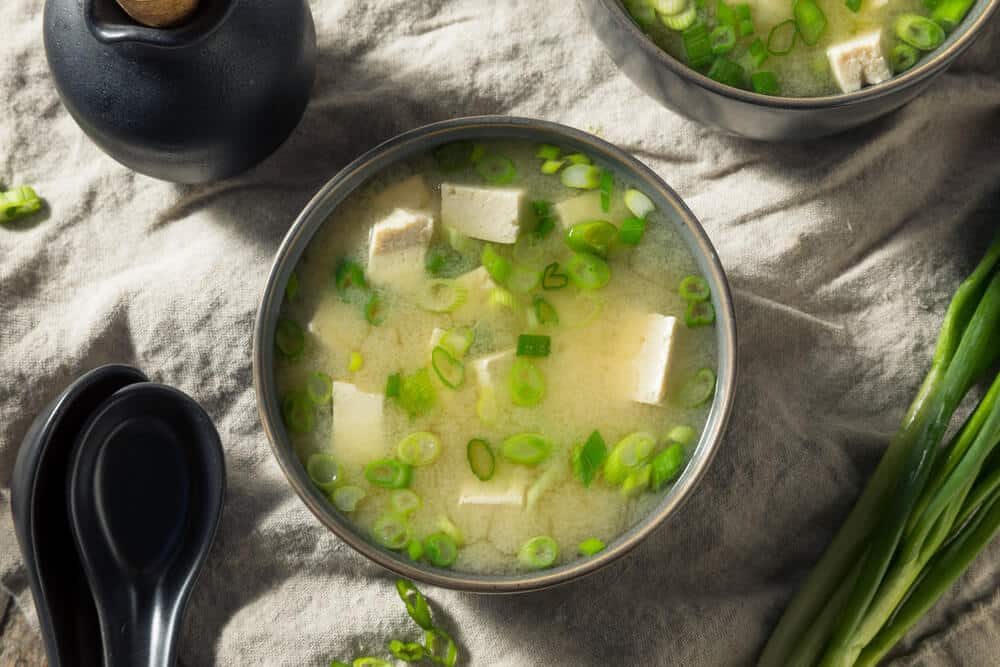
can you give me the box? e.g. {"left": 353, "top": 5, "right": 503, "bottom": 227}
{"left": 102, "top": 596, "right": 178, "bottom": 667}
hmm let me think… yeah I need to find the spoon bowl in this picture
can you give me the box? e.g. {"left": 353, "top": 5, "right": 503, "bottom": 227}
{"left": 68, "top": 382, "right": 225, "bottom": 667}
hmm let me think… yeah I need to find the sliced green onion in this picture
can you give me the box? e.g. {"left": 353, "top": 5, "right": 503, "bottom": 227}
{"left": 666, "top": 424, "right": 698, "bottom": 446}
{"left": 685, "top": 300, "right": 716, "bottom": 327}
{"left": 572, "top": 429, "right": 608, "bottom": 487}
{"left": 891, "top": 43, "right": 920, "bottom": 73}
{"left": 425, "top": 248, "right": 447, "bottom": 276}
{"left": 389, "top": 640, "right": 425, "bottom": 663}
{"left": 533, "top": 296, "right": 559, "bottom": 325}
{"left": 661, "top": 3, "right": 697, "bottom": 31}
{"left": 509, "top": 358, "right": 546, "bottom": 407}
{"left": 285, "top": 271, "right": 299, "bottom": 303}
{"left": 416, "top": 279, "right": 468, "bottom": 313}
{"left": 793, "top": 0, "right": 827, "bottom": 46}
{"left": 566, "top": 252, "right": 611, "bottom": 290}
{"left": 349, "top": 352, "right": 363, "bottom": 372}
{"left": 476, "top": 154, "right": 517, "bottom": 184}
{"left": 578, "top": 538, "right": 606, "bottom": 556}
{"left": 275, "top": 318, "right": 305, "bottom": 359}
{"left": 488, "top": 287, "right": 521, "bottom": 312}
{"left": 535, "top": 216, "right": 556, "bottom": 240}
{"left": 624, "top": 188, "right": 655, "bottom": 219}
{"left": 334, "top": 259, "right": 368, "bottom": 302}
{"left": 599, "top": 170, "right": 613, "bottom": 213}
{"left": 445, "top": 225, "right": 480, "bottom": 255}
{"left": 621, "top": 463, "right": 653, "bottom": 497}
{"left": 306, "top": 453, "right": 339, "bottom": 492}
{"left": 749, "top": 38, "right": 768, "bottom": 67}
{"left": 651, "top": 443, "right": 686, "bottom": 491}
{"left": 433, "top": 142, "right": 476, "bottom": 172}
{"left": 0, "top": 186, "right": 41, "bottom": 222}
{"left": 679, "top": 368, "right": 717, "bottom": 408}
{"left": 931, "top": 0, "right": 976, "bottom": 32}
{"left": 477, "top": 385, "right": 499, "bottom": 425}
{"left": 424, "top": 627, "right": 459, "bottom": 667}
{"left": 385, "top": 372, "right": 401, "bottom": 398}
{"left": 517, "top": 334, "right": 551, "bottom": 357}
{"left": 751, "top": 71, "right": 781, "bottom": 96}
{"left": 619, "top": 217, "right": 647, "bottom": 245}
{"left": 390, "top": 489, "right": 422, "bottom": 517}
{"left": 439, "top": 327, "right": 474, "bottom": 358}
{"left": 395, "top": 578, "right": 434, "bottom": 630}
{"left": 407, "top": 539, "right": 424, "bottom": 561}
{"left": 332, "top": 485, "right": 365, "bottom": 512}
{"left": 432, "top": 345, "right": 465, "bottom": 389}
{"left": 683, "top": 23, "right": 714, "bottom": 69}
{"left": 507, "top": 264, "right": 541, "bottom": 293}
{"left": 364, "top": 292, "right": 385, "bottom": 325}
{"left": 536, "top": 144, "right": 561, "bottom": 160}
{"left": 626, "top": 0, "right": 657, "bottom": 25}
{"left": 708, "top": 57, "right": 746, "bottom": 88}
{"left": 845, "top": 0, "right": 861, "bottom": 10}
{"left": 282, "top": 391, "right": 314, "bottom": 433}
{"left": 372, "top": 514, "right": 410, "bottom": 550}
{"left": 649, "top": 0, "right": 687, "bottom": 12}
{"left": 679, "top": 275, "right": 711, "bottom": 302}
{"left": 365, "top": 459, "right": 413, "bottom": 489}
{"left": 604, "top": 432, "right": 657, "bottom": 485}
{"left": 501, "top": 432, "right": 552, "bottom": 465}
{"left": 739, "top": 17, "right": 755, "bottom": 37}
{"left": 397, "top": 431, "right": 442, "bottom": 466}
{"left": 717, "top": 1, "right": 737, "bottom": 24}
{"left": 518, "top": 536, "right": 559, "bottom": 569}
{"left": 481, "top": 245, "right": 513, "bottom": 284}
{"left": 352, "top": 658, "right": 391, "bottom": 667}
{"left": 423, "top": 533, "right": 459, "bottom": 567}
{"left": 437, "top": 516, "right": 465, "bottom": 546}
{"left": 767, "top": 19, "right": 797, "bottom": 55}
{"left": 710, "top": 25, "right": 737, "bottom": 55}
{"left": 564, "top": 153, "right": 592, "bottom": 165}
{"left": 542, "top": 262, "right": 570, "bottom": 290}
{"left": 467, "top": 438, "right": 496, "bottom": 481}
{"left": 541, "top": 159, "right": 565, "bottom": 174}
{"left": 895, "top": 14, "right": 945, "bottom": 50}
{"left": 560, "top": 164, "right": 602, "bottom": 190}
{"left": 470, "top": 144, "right": 486, "bottom": 163}
{"left": 513, "top": 233, "right": 545, "bottom": 265}
{"left": 306, "top": 371, "right": 332, "bottom": 404}
{"left": 399, "top": 368, "right": 437, "bottom": 417}
{"left": 566, "top": 220, "right": 618, "bottom": 258}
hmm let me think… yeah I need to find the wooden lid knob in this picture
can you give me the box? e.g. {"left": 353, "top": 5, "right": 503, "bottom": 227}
{"left": 115, "top": 0, "right": 200, "bottom": 28}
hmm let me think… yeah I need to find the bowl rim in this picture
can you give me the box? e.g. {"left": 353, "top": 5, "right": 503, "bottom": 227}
{"left": 592, "top": 0, "right": 1000, "bottom": 109}
{"left": 252, "top": 115, "right": 738, "bottom": 593}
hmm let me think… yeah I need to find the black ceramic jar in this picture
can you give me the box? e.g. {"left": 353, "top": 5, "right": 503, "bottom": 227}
{"left": 44, "top": 0, "right": 317, "bottom": 183}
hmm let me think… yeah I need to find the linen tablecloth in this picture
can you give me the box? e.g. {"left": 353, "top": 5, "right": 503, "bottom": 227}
{"left": 2, "top": 1, "right": 999, "bottom": 664}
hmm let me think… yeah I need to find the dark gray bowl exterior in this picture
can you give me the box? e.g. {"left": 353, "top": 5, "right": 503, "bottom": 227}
{"left": 253, "top": 116, "right": 737, "bottom": 593}
{"left": 579, "top": 0, "right": 999, "bottom": 140}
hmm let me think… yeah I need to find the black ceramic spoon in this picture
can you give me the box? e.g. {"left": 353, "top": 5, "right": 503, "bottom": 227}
{"left": 11, "top": 364, "right": 148, "bottom": 667}
{"left": 68, "top": 382, "right": 226, "bottom": 667}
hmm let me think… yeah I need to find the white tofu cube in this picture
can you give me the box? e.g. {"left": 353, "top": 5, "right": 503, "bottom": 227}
{"left": 472, "top": 350, "right": 514, "bottom": 386}
{"left": 632, "top": 313, "right": 678, "bottom": 405}
{"left": 826, "top": 31, "right": 892, "bottom": 94}
{"left": 372, "top": 175, "right": 432, "bottom": 211}
{"left": 367, "top": 208, "right": 434, "bottom": 287}
{"left": 331, "top": 382, "right": 384, "bottom": 469}
{"left": 554, "top": 191, "right": 605, "bottom": 229}
{"left": 458, "top": 478, "right": 525, "bottom": 507}
{"left": 440, "top": 183, "right": 524, "bottom": 244}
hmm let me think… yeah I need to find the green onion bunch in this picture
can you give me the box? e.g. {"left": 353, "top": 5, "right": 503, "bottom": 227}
{"left": 760, "top": 236, "right": 1000, "bottom": 666}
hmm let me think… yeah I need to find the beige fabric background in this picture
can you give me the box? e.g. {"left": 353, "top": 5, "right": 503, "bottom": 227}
{"left": 2, "top": 0, "right": 999, "bottom": 664}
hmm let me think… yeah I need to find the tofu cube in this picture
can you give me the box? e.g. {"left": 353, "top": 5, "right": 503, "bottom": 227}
{"left": 367, "top": 208, "right": 434, "bottom": 287}
{"left": 826, "top": 31, "right": 892, "bottom": 94}
{"left": 372, "top": 175, "right": 432, "bottom": 211}
{"left": 458, "top": 478, "right": 525, "bottom": 507}
{"left": 554, "top": 191, "right": 605, "bottom": 229}
{"left": 331, "top": 382, "right": 385, "bottom": 469}
{"left": 632, "top": 313, "right": 678, "bottom": 405}
{"left": 440, "top": 183, "right": 524, "bottom": 244}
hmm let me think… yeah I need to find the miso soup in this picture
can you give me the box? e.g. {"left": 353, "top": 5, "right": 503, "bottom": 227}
{"left": 273, "top": 139, "right": 719, "bottom": 574}
{"left": 623, "top": 0, "right": 972, "bottom": 97}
